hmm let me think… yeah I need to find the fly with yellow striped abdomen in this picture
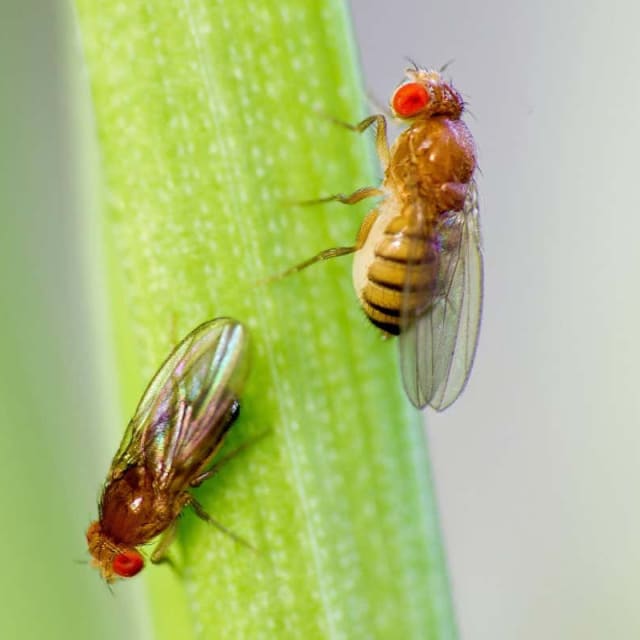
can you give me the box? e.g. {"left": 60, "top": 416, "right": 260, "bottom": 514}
{"left": 86, "top": 318, "right": 250, "bottom": 582}
{"left": 278, "top": 65, "right": 483, "bottom": 410}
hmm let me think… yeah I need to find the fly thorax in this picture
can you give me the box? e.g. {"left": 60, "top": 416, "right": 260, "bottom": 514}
{"left": 100, "top": 465, "right": 170, "bottom": 545}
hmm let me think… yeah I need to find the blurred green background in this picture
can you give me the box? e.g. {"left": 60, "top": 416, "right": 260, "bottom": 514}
{"left": 2, "top": 0, "right": 640, "bottom": 639}
{"left": 0, "top": 1, "right": 147, "bottom": 638}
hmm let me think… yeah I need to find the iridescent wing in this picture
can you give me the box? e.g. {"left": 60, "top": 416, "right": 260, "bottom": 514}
{"left": 108, "top": 318, "right": 249, "bottom": 488}
{"left": 399, "top": 182, "right": 483, "bottom": 410}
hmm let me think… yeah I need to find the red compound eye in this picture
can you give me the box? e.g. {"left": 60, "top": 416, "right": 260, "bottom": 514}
{"left": 392, "top": 82, "right": 430, "bottom": 117}
{"left": 113, "top": 550, "right": 144, "bottom": 578}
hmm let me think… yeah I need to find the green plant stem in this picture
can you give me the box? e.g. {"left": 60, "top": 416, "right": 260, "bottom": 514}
{"left": 73, "top": 1, "right": 456, "bottom": 638}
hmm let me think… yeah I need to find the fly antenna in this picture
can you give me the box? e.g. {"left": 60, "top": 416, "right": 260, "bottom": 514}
{"left": 404, "top": 56, "right": 421, "bottom": 71}
{"left": 439, "top": 59, "right": 455, "bottom": 73}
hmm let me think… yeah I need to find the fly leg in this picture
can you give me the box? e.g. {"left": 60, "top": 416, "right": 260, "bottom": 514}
{"left": 269, "top": 113, "right": 389, "bottom": 284}
{"left": 295, "top": 186, "right": 384, "bottom": 207}
{"left": 265, "top": 207, "right": 381, "bottom": 284}
{"left": 184, "top": 432, "right": 271, "bottom": 551}
{"left": 187, "top": 496, "right": 256, "bottom": 552}
{"left": 264, "top": 246, "right": 356, "bottom": 283}
{"left": 293, "top": 116, "right": 387, "bottom": 206}
{"left": 330, "top": 114, "right": 390, "bottom": 170}
{"left": 189, "top": 430, "right": 271, "bottom": 488}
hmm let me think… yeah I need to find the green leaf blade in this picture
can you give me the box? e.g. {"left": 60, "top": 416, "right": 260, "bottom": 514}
{"left": 74, "top": 1, "right": 456, "bottom": 638}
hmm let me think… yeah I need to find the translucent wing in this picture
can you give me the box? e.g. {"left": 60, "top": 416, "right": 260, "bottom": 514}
{"left": 108, "top": 318, "right": 249, "bottom": 488}
{"left": 400, "top": 182, "right": 483, "bottom": 410}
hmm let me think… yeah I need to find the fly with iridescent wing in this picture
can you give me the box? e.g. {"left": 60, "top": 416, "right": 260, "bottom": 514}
{"left": 86, "top": 318, "right": 250, "bottom": 582}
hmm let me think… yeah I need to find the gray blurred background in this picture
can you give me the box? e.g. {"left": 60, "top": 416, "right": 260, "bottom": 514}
{"left": 2, "top": 0, "right": 638, "bottom": 638}
{"left": 350, "top": 0, "right": 640, "bottom": 638}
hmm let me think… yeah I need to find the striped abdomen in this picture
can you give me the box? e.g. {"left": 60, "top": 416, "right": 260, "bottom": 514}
{"left": 353, "top": 211, "right": 440, "bottom": 335}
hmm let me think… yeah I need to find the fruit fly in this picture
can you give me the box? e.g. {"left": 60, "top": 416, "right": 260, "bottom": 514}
{"left": 279, "top": 65, "right": 482, "bottom": 410}
{"left": 86, "top": 318, "right": 250, "bottom": 582}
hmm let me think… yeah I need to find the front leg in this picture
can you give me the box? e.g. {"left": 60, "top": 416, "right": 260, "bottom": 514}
{"left": 331, "top": 114, "right": 390, "bottom": 170}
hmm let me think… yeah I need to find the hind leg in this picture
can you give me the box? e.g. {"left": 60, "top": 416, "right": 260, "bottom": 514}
{"left": 266, "top": 246, "right": 356, "bottom": 283}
